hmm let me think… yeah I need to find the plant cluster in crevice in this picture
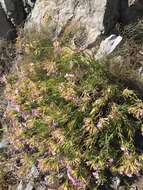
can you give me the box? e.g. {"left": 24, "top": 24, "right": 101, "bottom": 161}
{"left": 2, "top": 31, "right": 143, "bottom": 189}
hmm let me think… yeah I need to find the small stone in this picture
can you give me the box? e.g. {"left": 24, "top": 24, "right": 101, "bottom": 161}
{"left": 17, "top": 181, "right": 24, "bottom": 190}
{"left": 51, "top": 122, "right": 59, "bottom": 129}
{"left": 110, "top": 176, "right": 121, "bottom": 190}
{"left": 24, "top": 182, "right": 34, "bottom": 190}
{"left": 95, "top": 35, "right": 122, "bottom": 60}
{"left": 0, "top": 139, "right": 9, "bottom": 149}
{"left": 130, "top": 185, "right": 138, "bottom": 190}
{"left": 28, "top": 165, "right": 39, "bottom": 179}
{"left": 37, "top": 185, "right": 46, "bottom": 190}
{"left": 119, "top": 186, "right": 126, "bottom": 190}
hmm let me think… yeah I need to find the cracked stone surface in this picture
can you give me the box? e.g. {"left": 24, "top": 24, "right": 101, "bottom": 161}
{"left": 25, "top": 0, "right": 120, "bottom": 49}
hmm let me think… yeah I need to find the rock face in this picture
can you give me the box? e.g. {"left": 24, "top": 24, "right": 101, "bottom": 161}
{"left": 0, "top": 0, "right": 143, "bottom": 44}
{"left": 0, "top": 0, "right": 35, "bottom": 40}
{"left": 2, "top": 0, "right": 36, "bottom": 25}
{"left": 0, "top": 4, "right": 16, "bottom": 40}
{"left": 120, "top": 0, "right": 143, "bottom": 23}
{"left": 0, "top": 0, "right": 142, "bottom": 44}
{"left": 26, "top": 0, "right": 121, "bottom": 49}
{"left": 3, "top": 0, "right": 27, "bottom": 26}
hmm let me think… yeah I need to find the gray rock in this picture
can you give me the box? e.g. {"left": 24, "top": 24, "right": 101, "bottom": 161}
{"left": 129, "top": 0, "right": 136, "bottom": 6}
{"left": 17, "top": 165, "right": 39, "bottom": 190}
{"left": 129, "top": 0, "right": 143, "bottom": 9}
{"left": 28, "top": 165, "right": 39, "bottom": 179}
{"left": 3, "top": 0, "right": 26, "bottom": 25}
{"left": 110, "top": 176, "right": 121, "bottom": 190}
{"left": 17, "top": 181, "right": 34, "bottom": 190}
{"left": 0, "top": 139, "right": 9, "bottom": 149}
{"left": 0, "top": 0, "right": 36, "bottom": 40}
{"left": 0, "top": 4, "right": 16, "bottom": 40}
{"left": 17, "top": 181, "right": 24, "bottom": 190}
{"left": 120, "top": 0, "right": 143, "bottom": 24}
{"left": 36, "top": 185, "right": 46, "bottom": 190}
{"left": 26, "top": 0, "right": 143, "bottom": 59}
{"left": 1, "top": 0, "right": 36, "bottom": 25}
{"left": 22, "top": 0, "right": 36, "bottom": 13}
{"left": 24, "top": 182, "right": 34, "bottom": 190}
{"left": 94, "top": 34, "right": 122, "bottom": 59}
{"left": 25, "top": 0, "right": 120, "bottom": 49}
{"left": 130, "top": 185, "right": 138, "bottom": 190}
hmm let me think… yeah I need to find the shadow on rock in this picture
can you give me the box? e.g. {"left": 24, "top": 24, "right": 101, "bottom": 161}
{"left": 120, "top": 0, "right": 143, "bottom": 25}
{"left": 103, "top": 0, "right": 143, "bottom": 35}
{"left": 0, "top": 4, "right": 17, "bottom": 41}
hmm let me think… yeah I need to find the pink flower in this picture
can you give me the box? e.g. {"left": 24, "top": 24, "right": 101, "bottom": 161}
{"left": 66, "top": 165, "right": 85, "bottom": 187}
{"left": 22, "top": 112, "right": 30, "bottom": 120}
{"left": 92, "top": 171, "right": 100, "bottom": 179}
{"left": 15, "top": 88, "right": 19, "bottom": 94}
{"left": 97, "top": 121, "right": 102, "bottom": 129}
{"left": 15, "top": 105, "right": 21, "bottom": 112}
{"left": 32, "top": 109, "right": 40, "bottom": 117}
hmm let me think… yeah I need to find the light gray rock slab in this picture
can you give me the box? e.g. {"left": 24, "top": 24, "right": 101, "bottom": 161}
{"left": 25, "top": 0, "right": 120, "bottom": 49}
{"left": 95, "top": 34, "right": 122, "bottom": 59}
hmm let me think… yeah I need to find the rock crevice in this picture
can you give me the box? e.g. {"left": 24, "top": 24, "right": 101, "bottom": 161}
{"left": 0, "top": 0, "right": 35, "bottom": 40}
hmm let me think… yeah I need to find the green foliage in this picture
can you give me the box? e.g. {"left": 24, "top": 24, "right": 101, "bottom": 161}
{"left": 4, "top": 35, "right": 143, "bottom": 189}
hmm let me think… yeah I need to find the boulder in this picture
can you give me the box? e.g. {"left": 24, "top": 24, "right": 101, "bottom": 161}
{"left": 25, "top": 0, "right": 120, "bottom": 49}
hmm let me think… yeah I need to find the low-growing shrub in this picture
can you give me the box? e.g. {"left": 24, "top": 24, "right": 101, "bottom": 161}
{"left": 4, "top": 34, "right": 143, "bottom": 189}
